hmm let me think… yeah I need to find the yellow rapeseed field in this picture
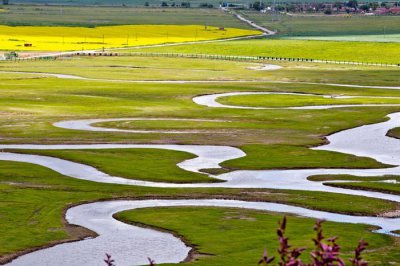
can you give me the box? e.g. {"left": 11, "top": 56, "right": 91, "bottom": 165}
{"left": 0, "top": 25, "right": 260, "bottom": 51}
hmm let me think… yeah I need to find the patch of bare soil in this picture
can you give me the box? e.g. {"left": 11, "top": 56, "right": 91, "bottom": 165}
{"left": 379, "top": 209, "right": 400, "bottom": 218}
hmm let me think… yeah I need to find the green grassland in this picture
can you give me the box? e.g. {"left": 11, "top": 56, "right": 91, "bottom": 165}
{"left": 308, "top": 175, "right": 400, "bottom": 195}
{"left": 9, "top": 0, "right": 229, "bottom": 7}
{"left": 328, "top": 181, "right": 400, "bottom": 195}
{"left": 1, "top": 65, "right": 400, "bottom": 147}
{"left": 1, "top": 54, "right": 400, "bottom": 263}
{"left": 116, "top": 207, "right": 400, "bottom": 265}
{"left": 387, "top": 127, "right": 400, "bottom": 139}
{"left": 94, "top": 119, "right": 247, "bottom": 130}
{"left": 0, "top": 5, "right": 248, "bottom": 28}
{"left": 130, "top": 39, "right": 400, "bottom": 64}
{"left": 1, "top": 62, "right": 400, "bottom": 173}
{"left": 2, "top": 72, "right": 400, "bottom": 148}
{"left": 308, "top": 175, "right": 400, "bottom": 182}
{"left": 0, "top": 57, "right": 279, "bottom": 81}
{"left": 239, "top": 11, "right": 400, "bottom": 37}
{"left": 289, "top": 34, "right": 400, "bottom": 43}
{"left": 218, "top": 93, "right": 400, "bottom": 107}
{"left": 3, "top": 56, "right": 400, "bottom": 86}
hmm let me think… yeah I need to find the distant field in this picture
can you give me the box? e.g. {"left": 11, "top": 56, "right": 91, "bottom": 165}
{"left": 288, "top": 34, "right": 400, "bottom": 43}
{"left": 0, "top": 25, "right": 259, "bottom": 51}
{"left": 9, "top": 0, "right": 230, "bottom": 6}
{"left": 132, "top": 39, "right": 400, "bottom": 64}
{"left": 240, "top": 11, "right": 400, "bottom": 37}
{"left": 0, "top": 5, "right": 250, "bottom": 28}
{"left": 8, "top": 0, "right": 387, "bottom": 5}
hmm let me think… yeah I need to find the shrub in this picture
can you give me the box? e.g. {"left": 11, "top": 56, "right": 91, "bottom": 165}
{"left": 258, "top": 217, "right": 368, "bottom": 266}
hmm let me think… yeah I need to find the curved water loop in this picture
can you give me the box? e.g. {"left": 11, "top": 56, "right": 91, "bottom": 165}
{"left": 6, "top": 199, "right": 400, "bottom": 266}
{"left": 193, "top": 91, "right": 400, "bottom": 110}
{"left": 54, "top": 118, "right": 230, "bottom": 134}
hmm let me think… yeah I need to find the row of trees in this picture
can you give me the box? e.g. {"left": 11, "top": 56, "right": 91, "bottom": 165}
{"left": 250, "top": 0, "right": 400, "bottom": 12}
{"left": 145, "top": 1, "right": 213, "bottom": 8}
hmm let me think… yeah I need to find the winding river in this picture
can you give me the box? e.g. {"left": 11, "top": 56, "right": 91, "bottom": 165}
{"left": 7, "top": 199, "right": 400, "bottom": 266}
{"left": 193, "top": 91, "right": 400, "bottom": 109}
{"left": 3, "top": 90, "right": 400, "bottom": 265}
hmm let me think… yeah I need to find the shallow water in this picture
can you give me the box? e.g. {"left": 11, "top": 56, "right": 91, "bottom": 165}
{"left": 7, "top": 199, "right": 400, "bottom": 266}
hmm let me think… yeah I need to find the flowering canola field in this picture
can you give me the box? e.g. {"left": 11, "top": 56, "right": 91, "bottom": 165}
{"left": 0, "top": 25, "right": 260, "bottom": 51}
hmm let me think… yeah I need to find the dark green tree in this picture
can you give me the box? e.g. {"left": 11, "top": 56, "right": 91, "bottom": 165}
{"left": 346, "top": 0, "right": 358, "bottom": 8}
{"left": 252, "top": 1, "right": 265, "bottom": 11}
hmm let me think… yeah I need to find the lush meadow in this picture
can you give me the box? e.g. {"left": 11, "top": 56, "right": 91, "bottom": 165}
{"left": 288, "top": 34, "right": 400, "bottom": 43}
{"left": 3, "top": 56, "right": 400, "bottom": 86}
{"left": 218, "top": 93, "right": 400, "bottom": 107}
{"left": 117, "top": 207, "right": 399, "bottom": 265}
{"left": 0, "top": 5, "right": 250, "bottom": 28}
{"left": 239, "top": 11, "right": 400, "bottom": 36}
{"left": 131, "top": 38, "right": 400, "bottom": 64}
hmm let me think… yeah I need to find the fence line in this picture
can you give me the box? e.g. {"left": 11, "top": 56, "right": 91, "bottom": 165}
{"left": 2, "top": 52, "right": 400, "bottom": 68}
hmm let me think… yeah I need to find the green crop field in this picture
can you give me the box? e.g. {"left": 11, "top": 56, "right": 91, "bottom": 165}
{"left": 129, "top": 39, "right": 400, "bottom": 64}
{"left": 288, "top": 34, "right": 400, "bottom": 43}
{"left": 239, "top": 11, "right": 400, "bottom": 37}
{"left": 0, "top": 5, "right": 249, "bottom": 28}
